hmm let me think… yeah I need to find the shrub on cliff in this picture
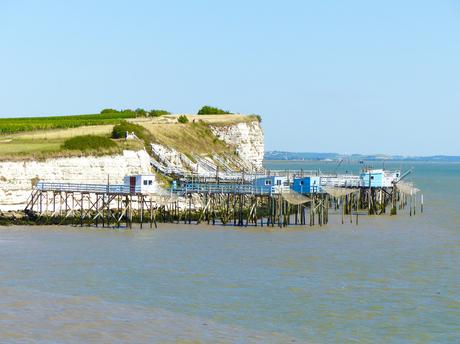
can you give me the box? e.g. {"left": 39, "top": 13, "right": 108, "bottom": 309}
{"left": 197, "top": 106, "right": 232, "bottom": 115}
{"left": 111, "top": 121, "right": 154, "bottom": 147}
{"left": 178, "top": 115, "right": 189, "bottom": 123}
{"left": 112, "top": 121, "right": 144, "bottom": 139}
{"left": 63, "top": 135, "right": 117, "bottom": 151}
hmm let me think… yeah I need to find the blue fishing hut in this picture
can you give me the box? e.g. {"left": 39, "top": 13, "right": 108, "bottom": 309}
{"left": 253, "top": 176, "right": 288, "bottom": 193}
{"left": 292, "top": 176, "right": 321, "bottom": 194}
{"left": 359, "top": 169, "right": 400, "bottom": 188}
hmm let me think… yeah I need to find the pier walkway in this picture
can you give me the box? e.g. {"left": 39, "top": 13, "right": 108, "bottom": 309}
{"left": 172, "top": 183, "right": 290, "bottom": 196}
{"left": 36, "top": 182, "right": 139, "bottom": 194}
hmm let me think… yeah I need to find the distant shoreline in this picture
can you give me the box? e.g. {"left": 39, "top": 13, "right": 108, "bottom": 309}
{"left": 264, "top": 159, "right": 460, "bottom": 163}
{"left": 264, "top": 151, "right": 460, "bottom": 163}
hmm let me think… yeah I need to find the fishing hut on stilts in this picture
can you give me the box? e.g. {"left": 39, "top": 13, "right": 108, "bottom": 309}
{"left": 25, "top": 175, "right": 160, "bottom": 228}
{"left": 25, "top": 167, "right": 422, "bottom": 229}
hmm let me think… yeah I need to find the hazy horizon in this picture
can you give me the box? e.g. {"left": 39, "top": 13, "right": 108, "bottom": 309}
{"left": 264, "top": 150, "right": 460, "bottom": 158}
{"left": 1, "top": 1, "right": 459, "bottom": 156}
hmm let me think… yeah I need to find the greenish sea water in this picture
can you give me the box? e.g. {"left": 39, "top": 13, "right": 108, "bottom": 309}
{"left": 0, "top": 161, "right": 459, "bottom": 343}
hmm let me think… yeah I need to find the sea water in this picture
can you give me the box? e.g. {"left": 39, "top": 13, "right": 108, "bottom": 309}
{"left": 0, "top": 161, "right": 459, "bottom": 343}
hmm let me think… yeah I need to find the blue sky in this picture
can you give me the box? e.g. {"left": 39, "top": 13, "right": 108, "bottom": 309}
{"left": 1, "top": 0, "right": 459, "bottom": 155}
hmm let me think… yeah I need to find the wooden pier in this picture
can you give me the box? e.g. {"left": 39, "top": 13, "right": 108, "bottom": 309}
{"left": 25, "top": 182, "right": 158, "bottom": 228}
{"left": 24, "top": 176, "right": 421, "bottom": 228}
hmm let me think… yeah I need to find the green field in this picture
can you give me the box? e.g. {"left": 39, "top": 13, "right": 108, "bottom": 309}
{"left": 0, "top": 112, "right": 256, "bottom": 160}
{"left": 0, "top": 138, "right": 62, "bottom": 155}
{"left": 0, "top": 112, "right": 138, "bottom": 134}
{"left": 0, "top": 136, "right": 144, "bottom": 160}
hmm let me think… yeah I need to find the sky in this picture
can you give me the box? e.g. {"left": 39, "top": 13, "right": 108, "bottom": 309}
{"left": 0, "top": 0, "right": 459, "bottom": 156}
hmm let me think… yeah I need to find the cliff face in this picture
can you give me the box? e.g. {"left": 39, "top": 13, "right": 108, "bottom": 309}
{"left": 0, "top": 150, "right": 153, "bottom": 211}
{"left": 149, "top": 120, "right": 264, "bottom": 174}
{"left": 210, "top": 121, "right": 264, "bottom": 171}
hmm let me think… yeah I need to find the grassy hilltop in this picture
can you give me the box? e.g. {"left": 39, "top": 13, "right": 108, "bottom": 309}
{"left": 0, "top": 107, "right": 259, "bottom": 160}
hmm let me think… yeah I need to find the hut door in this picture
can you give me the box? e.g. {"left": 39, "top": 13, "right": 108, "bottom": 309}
{"left": 130, "top": 176, "right": 136, "bottom": 194}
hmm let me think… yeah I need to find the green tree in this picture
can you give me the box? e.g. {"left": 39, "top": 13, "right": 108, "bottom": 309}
{"left": 100, "top": 108, "right": 119, "bottom": 114}
{"left": 121, "top": 109, "right": 135, "bottom": 115}
{"left": 149, "top": 109, "right": 170, "bottom": 117}
{"left": 197, "top": 105, "right": 232, "bottom": 115}
{"left": 135, "top": 108, "right": 147, "bottom": 117}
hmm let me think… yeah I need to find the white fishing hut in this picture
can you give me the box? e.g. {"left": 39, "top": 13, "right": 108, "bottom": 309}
{"left": 123, "top": 175, "right": 157, "bottom": 194}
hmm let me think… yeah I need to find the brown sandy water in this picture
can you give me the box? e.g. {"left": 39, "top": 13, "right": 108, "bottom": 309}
{"left": 0, "top": 161, "right": 459, "bottom": 343}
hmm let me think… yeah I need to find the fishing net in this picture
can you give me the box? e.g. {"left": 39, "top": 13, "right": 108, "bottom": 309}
{"left": 396, "top": 181, "right": 420, "bottom": 195}
{"left": 323, "top": 187, "right": 359, "bottom": 198}
{"left": 280, "top": 189, "right": 311, "bottom": 205}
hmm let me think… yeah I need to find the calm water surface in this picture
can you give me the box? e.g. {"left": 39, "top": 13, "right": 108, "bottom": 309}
{"left": 0, "top": 161, "right": 459, "bottom": 343}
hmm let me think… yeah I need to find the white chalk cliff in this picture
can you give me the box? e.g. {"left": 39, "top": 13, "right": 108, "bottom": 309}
{"left": 210, "top": 121, "right": 264, "bottom": 171}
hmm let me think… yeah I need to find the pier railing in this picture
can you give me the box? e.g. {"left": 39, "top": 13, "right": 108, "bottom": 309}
{"left": 172, "top": 183, "right": 291, "bottom": 195}
{"left": 36, "top": 182, "right": 140, "bottom": 194}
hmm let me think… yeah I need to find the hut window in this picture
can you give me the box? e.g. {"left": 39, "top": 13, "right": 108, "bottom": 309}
{"left": 276, "top": 180, "right": 282, "bottom": 186}
{"left": 148, "top": 180, "right": 153, "bottom": 185}
{"left": 371, "top": 176, "right": 374, "bottom": 180}
{"left": 265, "top": 180, "right": 271, "bottom": 186}
{"left": 300, "top": 181, "right": 304, "bottom": 185}
{"left": 143, "top": 180, "right": 148, "bottom": 185}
